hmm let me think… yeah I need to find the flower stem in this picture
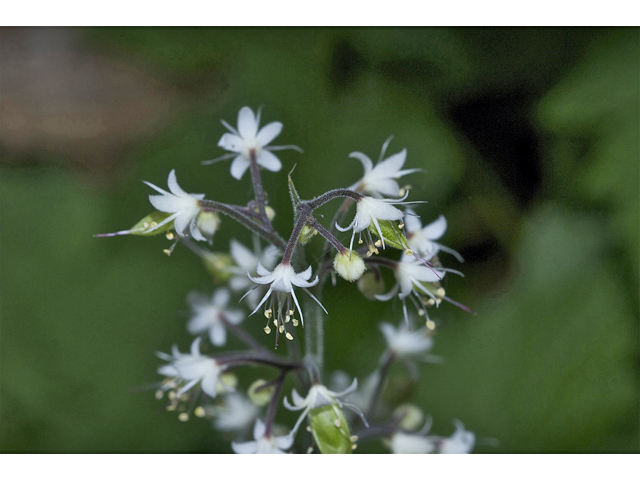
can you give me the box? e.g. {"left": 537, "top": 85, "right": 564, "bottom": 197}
{"left": 367, "top": 352, "right": 394, "bottom": 420}
{"left": 264, "top": 372, "right": 287, "bottom": 437}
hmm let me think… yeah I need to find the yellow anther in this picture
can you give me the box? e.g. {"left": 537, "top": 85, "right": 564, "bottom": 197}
{"left": 155, "top": 390, "right": 163, "bottom": 400}
{"left": 436, "top": 287, "right": 446, "bottom": 297}
{"left": 306, "top": 446, "right": 314, "bottom": 454}
{"left": 404, "top": 249, "right": 413, "bottom": 256}
{"left": 418, "top": 308, "right": 425, "bottom": 316}
{"left": 165, "top": 232, "right": 174, "bottom": 240}
{"left": 285, "top": 332, "right": 293, "bottom": 341}
{"left": 398, "top": 223, "right": 404, "bottom": 229}
{"left": 350, "top": 435, "right": 358, "bottom": 443}
{"left": 426, "top": 319, "right": 436, "bottom": 330}
{"left": 143, "top": 222, "right": 150, "bottom": 229}
{"left": 279, "top": 325, "right": 284, "bottom": 334}
{"left": 374, "top": 239, "right": 382, "bottom": 247}
{"left": 288, "top": 310, "right": 294, "bottom": 316}
{"left": 168, "top": 391, "right": 176, "bottom": 400}
{"left": 166, "top": 403, "right": 177, "bottom": 412}
{"left": 285, "top": 315, "right": 290, "bottom": 323}
{"left": 352, "top": 444, "right": 358, "bottom": 450}
{"left": 264, "top": 326, "right": 271, "bottom": 334}
{"left": 150, "top": 221, "right": 158, "bottom": 228}
{"left": 334, "top": 420, "right": 341, "bottom": 428}
{"left": 306, "top": 426, "right": 312, "bottom": 432}
{"left": 358, "top": 239, "right": 364, "bottom": 244}
{"left": 273, "top": 319, "right": 277, "bottom": 327}
{"left": 292, "top": 319, "right": 299, "bottom": 327}
{"left": 426, "top": 298, "right": 435, "bottom": 306}
{"left": 163, "top": 249, "right": 172, "bottom": 256}
{"left": 194, "top": 406, "right": 206, "bottom": 418}
{"left": 178, "top": 413, "right": 189, "bottom": 422}
{"left": 264, "top": 309, "right": 272, "bottom": 319}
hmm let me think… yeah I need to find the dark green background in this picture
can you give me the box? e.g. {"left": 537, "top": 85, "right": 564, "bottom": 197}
{"left": 1, "top": 27, "right": 638, "bottom": 452}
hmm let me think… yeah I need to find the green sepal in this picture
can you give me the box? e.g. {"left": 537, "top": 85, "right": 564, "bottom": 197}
{"left": 309, "top": 404, "right": 353, "bottom": 454}
{"left": 368, "top": 219, "right": 410, "bottom": 251}
{"left": 130, "top": 211, "right": 174, "bottom": 236}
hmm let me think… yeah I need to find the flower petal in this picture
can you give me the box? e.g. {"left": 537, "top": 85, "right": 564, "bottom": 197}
{"left": 422, "top": 215, "right": 448, "bottom": 240}
{"left": 372, "top": 149, "right": 407, "bottom": 177}
{"left": 257, "top": 149, "right": 282, "bottom": 172}
{"left": 349, "top": 151, "right": 373, "bottom": 175}
{"left": 256, "top": 121, "right": 283, "bottom": 146}
{"left": 237, "top": 106, "right": 258, "bottom": 139}
{"left": 230, "top": 155, "right": 250, "bottom": 180}
{"left": 167, "top": 169, "right": 189, "bottom": 197}
{"left": 209, "top": 323, "right": 227, "bottom": 346}
{"left": 232, "top": 440, "right": 257, "bottom": 454}
{"left": 218, "top": 133, "right": 244, "bottom": 153}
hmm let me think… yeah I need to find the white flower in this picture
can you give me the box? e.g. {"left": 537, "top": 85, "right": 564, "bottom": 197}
{"left": 187, "top": 289, "right": 244, "bottom": 347}
{"left": 232, "top": 419, "right": 293, "bottom": 454}
{"left": 284, "top": 380, "right": 360, "bottom": 437}
{"left": 330, "top": 371, "right": 379, "bottom": 415}
{"left": 379, "top": 322, "right": 434, "bottom": 359}
{"left": 336, "top": 195, "right": 406, "bottom": 252}
{"left": 438, "top": 420, "right": 475, "bottom": 454}
{"left": 228, "top": 239, "right": 279, "bottom": 309}
{"left": 212, "top": 106, "right": 302, "bottom": 180}
{"left": 214, "top": 393, "right": 259, "bottom": 432}
{"left": 144, "top": 169, "right": 206, "bottom": 241}
{"left": 349, "top": 137, "right": 420, "bottom": 198}
{"left": 405, "top": 209, "right": 463, "bottom": 262}
{"left": 248, "top": 262, "right": 325, "bottom": 332}
{"left": 389, "top": 432, "right": 436, "bottom": 454}
{"left": 157, "top": 337, "right": 225, "bottom": 398}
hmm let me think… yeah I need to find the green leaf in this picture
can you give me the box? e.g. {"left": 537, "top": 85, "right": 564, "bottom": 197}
{"left": 129, "top": 211, "right": 174, "bottom": 236}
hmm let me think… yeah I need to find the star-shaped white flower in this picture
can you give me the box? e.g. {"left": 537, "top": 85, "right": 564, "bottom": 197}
{"left": 231, "top": 419, "right": 293, "bottom": 454}
{"left": 248, "top": 262, "right": 325, "bottom": 330}
{"left": 187, "top": 289, "right": 244, "bottom": 347}
{"left": 144, "top": 169, "right": 206, "bottom": 241}
{"left": 157, "top": 337, "right": 225, "bottom": 398}
{"left": 379, "top": 322, "right": 434, "bottom": 359}
{"left": 228, "top": 239, "right": 279, "bottom": 309}
{"left": 438, "top": 420, "right": 475, "bottom": 454}
{"left": 336, "top": 195, "right": 406, "bottom": 252}
{"left": 284, "top": 380, "right": 361, "bottom": 438}
{"left": 349, "top": 137, "right": 420, "bottom": 198}
{"left": 210, "top": 106, "right": 302, "bottom": 180}
{"left": 213, "top": 393, "right": 260, "bottom": 432}
{"left": 405, "top": 209, "right": 463, "bottom": 262}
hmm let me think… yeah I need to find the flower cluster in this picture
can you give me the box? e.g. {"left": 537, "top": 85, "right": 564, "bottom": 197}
{"left": 98, "top": 106, "right": 480, "bottom": 454}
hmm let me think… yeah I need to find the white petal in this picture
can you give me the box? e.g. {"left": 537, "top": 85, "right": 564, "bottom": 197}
{"left": 372, "top": 149, "right": 406, "bottom": 177}
{"left": 187, "top": 312, "right": 213, "bottom": 334}
{"left": 256, "top": 121, "right": 283, "bottom": 146}
{"left": 297, "top": 265, "right": 313, "bottom": 281}
{"left": 190, "top": 216, "right": 207, "bottom": 242}
{"left": 218, "top": 133, "right": 244, "bottom": 153}
{"left": 257, "top": 149, "right": 282, "bottom": 172}
{"left": 232, "top": 440, "right": 257, "bottom": 454}
{"left": 349, "top": 151, "right": 373, "bottom": 174}
{"left": 422, "top": 215, "right": 448, "bottom": 240}
{"left": 256, "top": 262, "right": 272, "bottom": 276}
{"left": 201, "top": 370, "right": 221, "bottom": 397}
{"left": 167, "top": 170, "right": 189, "bottom": 197}
{"left": 276, "top": 434, "right": 294, "bottom": 450}
{"left": 212, "top": 289, "right": 230, "bottom": 307}
{"left": 210, "top": 323, "right": 227, "bottom": 346}
{"left": 237, "top": 107, "right": 258, "bottom": 139}
{"left": 148, "top": 194, "right": 181, "bottom": 213}
{"left": 173, "top": 211, "right": 192, "bottom": 237}
{"left": 253, "top": 419, "right": 266, "bottom": 439}
{"left": 230, "top": 240, "right": 256, "bottom": 269}
{"left": 230, "top": 155, "right": 250, "bottom": 180}
{"left": 403, "top": 208, "right": 423, "bottom": 233}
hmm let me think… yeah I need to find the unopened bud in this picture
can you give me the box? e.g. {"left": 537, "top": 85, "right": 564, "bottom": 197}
{"left": 357, "top": 272, "right": 385, "bottom": 300}
{"left": 393, "top": 404, "right": 425, "bottom": 431}
{"left": 248, "top": 379, "right": 275, "bottom": 407}
{"left": 333, "top": 251, "right": 366, "bottom": 282}
{"left": 265, "top": 206, "right": 276, "bottom": 222}
{"left": 309, "top": 404, "right": 353, "bottom": 455}
{"left": 197, "top": 211, "right": 221, "bottom": 244}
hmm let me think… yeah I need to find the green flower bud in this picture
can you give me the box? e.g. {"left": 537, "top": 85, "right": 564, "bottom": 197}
{"left": 202, "top": 252, "right": 235, "bottom": 282}
{"left": 393, "top": 403, "right": 425, "bottom": 431}
{"left": 197, "top": 211, "right": 221, "bottom": 243}
{"left": 309, "top": 404, "right": 355, "bottom": 454}
{"left": 333, "top": 251, "right": 366, "bottom": 282}
{"left": 248, "top": 379, "right": 275, "bottom": 407}
{"left": 367, "top": 219, "right": 411, "bottom": 252}
{"left": 265, "top": 206, "right": 276, "bottom": 222}
{"left": 217, "top": 373, "right": 238, "bottom": 394}
{"left": 297, "top": 224, "right": 317, "bottom": 245}
{"left": 357, "top": 272, "right": 385, "bottom": 300}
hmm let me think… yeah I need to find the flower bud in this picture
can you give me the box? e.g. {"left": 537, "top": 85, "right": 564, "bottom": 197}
{"left": 197, "top": 211, "right": 221, "bottom": 244}
{"left": 216, "top": 373, "right": 238, "bottom": 394}
{"left": 297, "top": 224, "right": 317, "bottom": 246}
{"left": 265, "top": 206, "right": 276, "bottom": 222}
{"left": 393, "top": 403, "right": 425, "bottom": 431}
{"left": 357, "top": 272, "right": 385, "bottom": 300}
{"left": 202, "top": 252, "right": 235, "bottom": 282}
{"left": 309, "top": 404, "right": 354, "bottom": 454}
{"left": 333, "top": 251, "right": 366, "bottom": 282}
{"left": 248, "top": 379, "right": 275, "bottom": 407}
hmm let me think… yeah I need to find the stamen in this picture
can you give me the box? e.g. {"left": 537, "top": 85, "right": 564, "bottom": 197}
{"left": 426, "top": 319, "right": 436, "bottom": 330}
{"left": 285, "top": 332, "right": 293, "bottom": 341}
{"left": 155, "top": 390, "right": 163, "bottom": 400}
{"left": 279, "top": 325, "right": 284, "bottom": 334}
{"left": 165, "top": 232, "right": 174, "bottom": 240}
{"left": 264, "top": 326, "right": 271, "bottom": 334}
{"left": 194, "top": 406, "right": 206, "bottom": 418}
{"left": 178, "top": 413, "right": 189, "bottom": 422}
{"left": 292, "top": 319, "right": 299, "bottom": 327}
{"left": 264, "top": 309, "right": 272, "bottom": 318}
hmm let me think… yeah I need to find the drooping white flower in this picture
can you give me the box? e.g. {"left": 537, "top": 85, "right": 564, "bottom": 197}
{"left": 213, "top": 393, "right": 260, "bottom": 432}
{"left": 336, "top": 195, "right": 406, "bottom": 252}
{"left": 283, "top": 380, "right": 361, "bottom": 438}
{"left": 248, "top": 262, "right": 325, "bottom": 340}
{"left": 438, "top": 420, "right": 475, "bottom": 454}
{"left": 211, "top": 106, "right": 302, "bottom": 180}
{"left": 329, "top": 371, "right": 379, "bottom": 414}
{"left": 404, "top": 209, "right": 463, "bottom": 262}
{"left": 231, "top": 419, "right": 293, "bottom": 454}
{"left": 144, "top": 169, "right": 207, "bottom": 241}
{"left": 389, "top": 432, "right": 436, "bottom": 454}
{"left": 228, "top": 239, "right": 279, "bottom": 309}
{"left": 379, "top": 322, "right": 434, "bottom": 359}
{"left": 349, "top": 137, "right": 420, "bottom": 198}
{"left": 186, "top": 289, "right": 244, "bottom": 347}
{"left": 377, "top": 257, "right": 445, "bottom": 301}
{"left": 157, "top": 337, "right": 226, "bottom": 398}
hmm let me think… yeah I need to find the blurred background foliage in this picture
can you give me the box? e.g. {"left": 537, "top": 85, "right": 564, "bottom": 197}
{"left": 1, "top": 27, "right": 638, "bottom": 453}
